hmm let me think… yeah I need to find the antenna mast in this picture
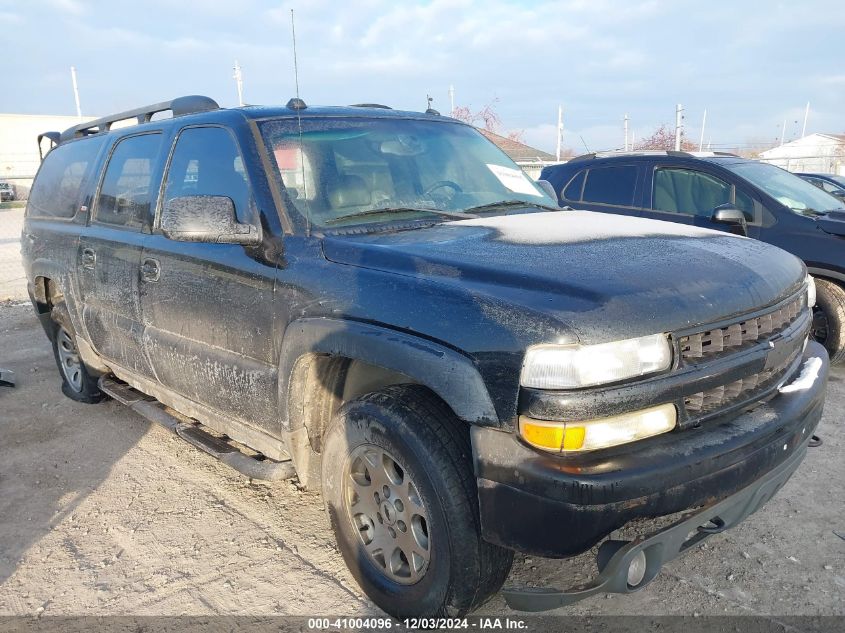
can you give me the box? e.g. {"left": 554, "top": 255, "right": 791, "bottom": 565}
{"left": 291, "top": 9, "right": 300, "bottom": 99}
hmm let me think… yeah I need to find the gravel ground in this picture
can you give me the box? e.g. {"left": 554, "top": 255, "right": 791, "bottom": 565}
{"left": 0, "top": 301, "right": 843, "bottom": 622}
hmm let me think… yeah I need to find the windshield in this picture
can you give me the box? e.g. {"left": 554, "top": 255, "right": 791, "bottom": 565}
{"left": 724, "top": 162, "right": 843, "bottom": 215}
{"left": 827, "top": 174, "right": 845, "bottom": 188}
{"left": 258, "top": 116, "right": 554, "bottom": 226}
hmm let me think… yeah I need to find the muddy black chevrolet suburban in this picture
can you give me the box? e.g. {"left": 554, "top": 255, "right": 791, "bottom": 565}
{"left": 23, "top": 96, "right": 828, "bottom": 618}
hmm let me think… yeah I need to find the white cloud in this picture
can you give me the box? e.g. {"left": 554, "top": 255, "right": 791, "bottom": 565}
{"left": 47, "top": 0, "right": 85, "bottom": 15}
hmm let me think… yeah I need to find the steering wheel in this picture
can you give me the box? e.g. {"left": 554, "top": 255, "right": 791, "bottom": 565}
{"left": 422, "top": 180, "right": 463, "bottom": 197}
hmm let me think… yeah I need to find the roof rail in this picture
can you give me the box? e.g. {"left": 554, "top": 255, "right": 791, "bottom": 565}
{"left": 350, "top": 103, "right": 392, "bottom": 109}
{"left": 58, "top": 95, "right": 219, "bottom": 143}
{"left": 569, "top": 149, "right": 739, "bottom": 162}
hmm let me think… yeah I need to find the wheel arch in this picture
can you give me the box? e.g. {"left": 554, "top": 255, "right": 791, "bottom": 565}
{"left": 278, "top": 318, "right": 499, "bottom": 489}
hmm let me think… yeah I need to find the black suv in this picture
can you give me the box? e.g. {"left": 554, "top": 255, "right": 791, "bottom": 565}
{"left": 541, "top": 152, "right": 845, "bottom": 363}
{"left": 23, "top": 98, "right": 827, "bottom": 618}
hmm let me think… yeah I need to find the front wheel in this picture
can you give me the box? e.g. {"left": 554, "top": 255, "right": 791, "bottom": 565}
{"left": 812, "top": 278, "right": 845, "bottom": 364}
{"left": 321, "top": 385, "right": 513, "bottom": 619}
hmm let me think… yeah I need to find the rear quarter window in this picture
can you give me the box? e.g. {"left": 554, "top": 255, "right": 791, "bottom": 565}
{"left": 26, "top": 138, "right": 105, "bottom": 219}
{"left": 582, "top": 165, "right": 638, "bottom": 206}
{"left": 561, "top": 169, "right": 586, "bottom": 202}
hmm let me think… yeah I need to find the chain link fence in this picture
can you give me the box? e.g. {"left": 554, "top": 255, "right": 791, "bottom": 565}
{"left": 0, "top": 181, "right": 28, "bottom": 302}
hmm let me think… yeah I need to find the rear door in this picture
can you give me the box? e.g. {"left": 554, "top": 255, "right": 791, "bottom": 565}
{"left": 558, "top": 163, "right": 643, "bottom": 217}
{"left": 640, "top": 163, "right": 760, "bottom": 237}
{"left": 139, "top": 124, "right": 279, "bottom": 432}
{"left": 77, "top": 132, "right": 165, "bottom": 378}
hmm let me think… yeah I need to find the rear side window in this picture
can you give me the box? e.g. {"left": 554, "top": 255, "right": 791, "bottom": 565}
{"left": 582, "top": 166, "right": 638, "bottom": 206}
{"left": 95, "top": 133, "right": 164, "bottom": 230}
{"left": 27, "top": 138, "right": 104, "bottom": 219}
{"left": 561, "top": 170, "right": 585, "bottom": 202}
{"left": 162, "top": 126, "right": 251, "bottom": 222}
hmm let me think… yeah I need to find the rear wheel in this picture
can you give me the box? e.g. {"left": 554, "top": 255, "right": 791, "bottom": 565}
{"left": 321, "top": 384, "right": 513, "bottom": 618}
{"left": 812, "top": 278, "right": 845, "bottom": 364}
{"left": 50, "top": 303, "right": 106, "bottom": 403}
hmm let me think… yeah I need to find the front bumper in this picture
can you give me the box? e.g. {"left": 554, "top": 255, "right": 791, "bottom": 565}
{"left": 502, "top": 437, "right": 812, "bottom": 611}
{"left": 472, "top": 341, "right": 828, "bottom": 559}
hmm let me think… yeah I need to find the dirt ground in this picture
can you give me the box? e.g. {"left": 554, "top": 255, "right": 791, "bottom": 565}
{"left": 0, "top": 301, "right": 843, "bottom": 621}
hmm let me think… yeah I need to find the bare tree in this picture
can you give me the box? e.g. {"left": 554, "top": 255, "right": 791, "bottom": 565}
{"left": 633, "top": 124, "right": 697, "bottom": 151}
{"left": 452, "top": 98, "right": 529, "bottom": 143}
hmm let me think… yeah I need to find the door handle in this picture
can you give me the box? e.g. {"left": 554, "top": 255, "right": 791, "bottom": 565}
{"left": 141, "top": 258, "right": 160, "bottom": 282}
{"left": 81, "top": 247, "right": 96, "bottom": 269}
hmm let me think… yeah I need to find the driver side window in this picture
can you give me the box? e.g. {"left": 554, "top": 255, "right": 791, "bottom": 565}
{"left": 95, "top": 133, "right": 163, "bottom": 230}
{"left": 653, "top": 168, "right": 731, "bottom": 217}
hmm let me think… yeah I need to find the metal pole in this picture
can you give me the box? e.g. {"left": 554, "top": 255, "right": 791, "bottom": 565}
{"left": 674, "top": 103, "right": 682, "bottom": 151}
{"left": 624, "top": 113, "right": 629, "bottom": 151}
{"left": 699, "top": 109, "right": 707, "bottom": 152}
{"left": 70, "top": 66, "right": 82, "bottom": 119}
{"left": 556, "top": 105, "right": 563, "bottom": 161}
{"left": 233, "top": 60, "right": 244, "bottom": 106}
{"left": 780, "top": 119, "right": 786, "bottom": 146}
{"left": 802, "top": 101, "right": 810, "bottom": 137}
{"left": 448, "top": 85, "right": 455, "bottom": 116}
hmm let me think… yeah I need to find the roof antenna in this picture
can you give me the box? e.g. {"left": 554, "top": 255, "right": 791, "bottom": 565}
{"left": 289, "top": 8, "right": 311, "bottom": 234}
{"left": 291, "top": 10, "right": 300, "bottom": 100}
{"left": 579, "top": 135, "right": 591, "bottom": 153}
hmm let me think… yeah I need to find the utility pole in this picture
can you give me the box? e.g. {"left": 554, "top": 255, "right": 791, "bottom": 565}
{"left": 802, "top": 101, "right": 810, "bottom": 137}
{"left": 780, "top": 119, "right": 786, "bottom": 146}
{"left": 674, "top": 103, "right": 683, "bottom": 151}
{"left": 70, "top": 66, "right": 82, "bottom": 119}
{"left": 699, "top": 109, "right": 707, "bottom": 152}
{"left": 623, "top": 113, "right": 629, "bottom": 151}
{"left": 233, "top": 60, "right": 244, "bottom": 106}
{"left": 556, "top": 105, "right": 563, "bottom": 161}
{"left": 448, "top": 84, "right": 455, "bottom": 116}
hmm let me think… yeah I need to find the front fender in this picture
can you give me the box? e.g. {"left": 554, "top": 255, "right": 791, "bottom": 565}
{"left": 277, "top": 318, "right": 500, "bottom": 428}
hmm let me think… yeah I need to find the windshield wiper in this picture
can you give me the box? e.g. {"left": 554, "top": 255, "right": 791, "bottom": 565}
{"left": 325, "top": 207, "right": 477, "bottom": 226}
{"left": 463, "top": 200, "right": 560, "bottom": 214}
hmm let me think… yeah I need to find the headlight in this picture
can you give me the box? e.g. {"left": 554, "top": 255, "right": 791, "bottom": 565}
{"left": 806, "top": 274, "right": 816, "bottom": 308}
{"left": 520, "top": 333, "right": 672, "bottom": 389}
{"left": 519, "top": 403, "right": 678, "bottom": 452}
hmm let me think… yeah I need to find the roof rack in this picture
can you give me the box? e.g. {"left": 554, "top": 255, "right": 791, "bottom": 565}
{"left": 57, "top": 95, "right": 219, "bottom": 144}
{"left": 569, "top": 149, "right": 739, "bottom": 162}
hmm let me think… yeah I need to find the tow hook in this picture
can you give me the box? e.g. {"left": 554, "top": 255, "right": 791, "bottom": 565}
{"left": 808, "top": 435, "right": 823, "bottom": 447}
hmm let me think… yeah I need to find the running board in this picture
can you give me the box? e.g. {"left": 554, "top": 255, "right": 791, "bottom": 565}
{"left": 99, "top": 376, "right": 297, "bottom": 482}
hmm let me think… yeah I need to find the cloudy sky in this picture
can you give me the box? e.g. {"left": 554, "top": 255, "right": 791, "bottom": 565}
{"left": 1, "top": 0, "right": 843, "bottom": 153}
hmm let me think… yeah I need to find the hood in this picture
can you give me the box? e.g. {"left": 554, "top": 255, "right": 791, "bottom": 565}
{"left": 816, "top": 210, "right": 845, "bottom": 237}
{"left": 322, "top": 211, "right": 805, "bottom": 343}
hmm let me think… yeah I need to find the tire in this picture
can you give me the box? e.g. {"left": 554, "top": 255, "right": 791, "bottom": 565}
{"left": 321, "top": 384, "right": 513, "bottom": 619}
{"left": 49, "top": 303, "right": 106, "bottom": 403}
{"left": 812, "top": 278, "right": 845, "bottom": 365}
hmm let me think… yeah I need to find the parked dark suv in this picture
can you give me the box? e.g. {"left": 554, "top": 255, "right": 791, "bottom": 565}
{"left": 541, "top": 152, "right": 845, "bottom": 363}
{"left": 23, "top": 98, "right": 827, "bottom": 618}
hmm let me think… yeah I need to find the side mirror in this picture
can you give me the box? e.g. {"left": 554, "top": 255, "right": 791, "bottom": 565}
{"left": 161, "top": 195, "right": 261, "bottom": 245}
{"left": 711, "top": 204, "right": 748, "bottom": 236}
{"left": 535, "top": 179, "right": 558, "bottom": 203}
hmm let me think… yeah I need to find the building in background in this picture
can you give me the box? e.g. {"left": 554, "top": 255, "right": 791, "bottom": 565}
{"left": 758, "top": 133, "right": 845, "bottom": 175}
{"left": 0, "top": 113, "right": 95, "bottom": 199}
{"left": 477, "top": 129, "right": 560, "bottom": 180}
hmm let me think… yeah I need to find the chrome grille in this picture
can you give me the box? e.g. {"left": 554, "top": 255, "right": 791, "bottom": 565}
{"left": 680, "top": 295, "right": 805, "bottom": 362}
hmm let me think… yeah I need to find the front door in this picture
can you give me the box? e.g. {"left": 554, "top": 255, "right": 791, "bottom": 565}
{"left": 139, "top": 125, "right": 279, "bottom": 433}
{"left": 77, "top": 132, "right": 165, "bottom": 378}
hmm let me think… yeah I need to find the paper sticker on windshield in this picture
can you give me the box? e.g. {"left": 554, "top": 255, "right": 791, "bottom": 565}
{"left": 486, "top": 164, "right": 542, "bottom": 196}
